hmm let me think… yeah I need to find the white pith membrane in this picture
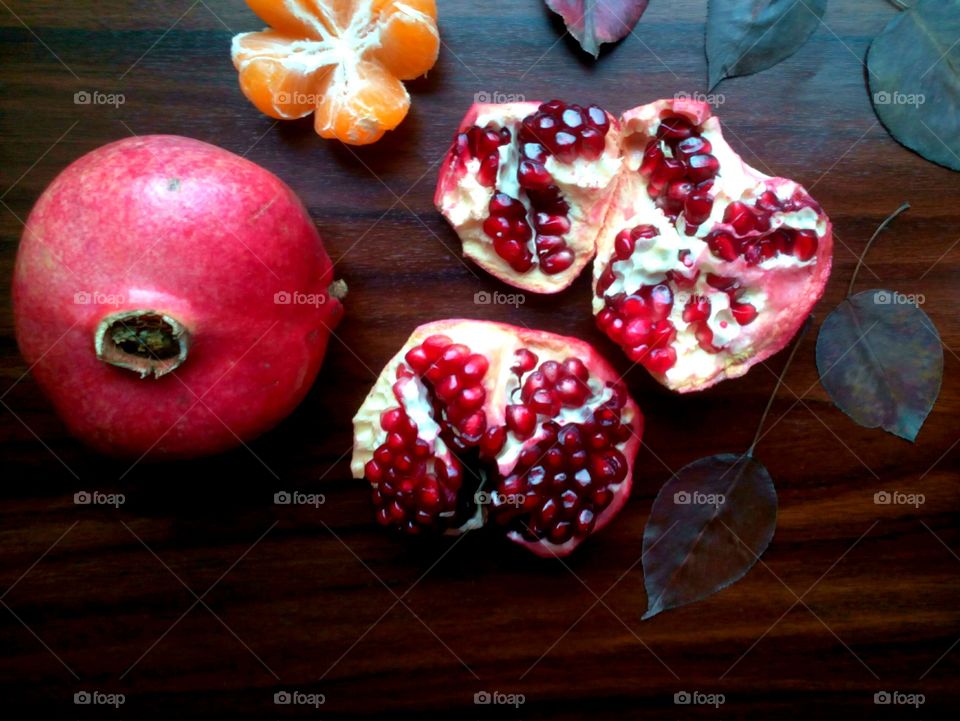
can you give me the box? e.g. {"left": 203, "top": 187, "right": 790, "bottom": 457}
{"left": 435, "top": 102, "right": 623, "bottom": 294}
{"left": 231, "top": 1, "right": 438, "bottom": 139}
{"left": 592, "top": 99, "right": 832, "bottom": 392}
{"left": 351, "top": 320, "right": 642, "bottom": 557}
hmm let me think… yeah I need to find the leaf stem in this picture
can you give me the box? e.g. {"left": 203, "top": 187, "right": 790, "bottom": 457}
{"left": 747, "top": 318, "right": 812, "bottom": 457}
{"left": 847, "top": 202, "right": 911, "bottom": 298}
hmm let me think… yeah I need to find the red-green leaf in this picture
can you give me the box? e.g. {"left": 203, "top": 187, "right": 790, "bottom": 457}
{"left": 867, "top": 0, "right": 960, "bottom": 171}
{"left": 816, "top": 290, "right": 943, "bottom": 442}
{"left": 642, "top": 454, "right": 777, "bottom": 619}
{"left": 546, "top": 0, "right": 650, "bottom": 58}
{"left": 706, "top": 0, "right": 827, "bottom": 89}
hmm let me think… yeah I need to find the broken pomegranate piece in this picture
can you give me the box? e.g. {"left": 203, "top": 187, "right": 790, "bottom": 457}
{"left": 436, "top": 97, "right": 832, "bottom": 392}
{"left": 435, "top": 101, "right": 622, "bottom": 293}
{"left": 351, "top": 320, "right": 642, "bottom": 556}
{"left": 593, "top": 99, "right": 832, "bottom": 392}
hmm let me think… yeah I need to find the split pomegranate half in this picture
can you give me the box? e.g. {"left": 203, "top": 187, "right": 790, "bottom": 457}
{"left": 436, "top": 98, "right": 832, "bottom": 392}
{"left": 351, "top": 320, "right": 642, "bottom": 557}
{"left": 434, "top": 101, "right": 623, "bottom": 294}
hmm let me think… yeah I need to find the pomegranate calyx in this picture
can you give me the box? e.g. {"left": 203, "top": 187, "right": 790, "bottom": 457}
{"left": 94, "top": 309, "right": 189, "bottom": 379}
{"left": 328, "top": 279, "right": 349, "bottom": 301}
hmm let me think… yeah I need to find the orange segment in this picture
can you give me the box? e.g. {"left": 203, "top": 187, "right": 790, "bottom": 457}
{"left": 314, "top": 61, "right": 410, "bottom": 145}
{"left": 372, "top": 2, "right": 439, "bottom": 80}
{"left": 238, "top": 57, "right": 318, "bottom": 120}
{"left": 245, "top": 0, "right": 328, "bottom": 39}
{"left": 373, "top": 0, "right": 437, "bottom": 19}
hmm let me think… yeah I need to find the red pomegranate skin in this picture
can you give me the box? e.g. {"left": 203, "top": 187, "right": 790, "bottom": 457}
{"left": 13, "top": 135, "right": 343, "bottom": 458}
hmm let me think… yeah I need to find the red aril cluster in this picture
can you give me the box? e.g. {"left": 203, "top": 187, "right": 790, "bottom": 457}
{"left": 366, "top": 398, "right": 461, "bottom": 534}
{"left": 705, "top": 190, "right": 822, "bottom": 265}
{"left": 640, "top": 114, "right": 720, "bottom": 233}
{"left": 454, "top": 124, "right": 512, "bottom": 187}
{"left": 493, "top": 388, "right": 632, "bottom": 545}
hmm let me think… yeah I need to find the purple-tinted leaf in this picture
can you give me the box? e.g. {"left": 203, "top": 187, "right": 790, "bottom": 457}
{"left": 642, "top": 453, "right": 777, "bottom": 620}
{"left": 706, "top": 0, "right": 827, "bottom": 89}
{"left": 546, "top": 0, "right": 650, "bottom": 58}
{"left": 816, "top": 290, "right": 943, "bottom": 442}
{"left": 867, "top": 0, "right": 960, "bottom": 171}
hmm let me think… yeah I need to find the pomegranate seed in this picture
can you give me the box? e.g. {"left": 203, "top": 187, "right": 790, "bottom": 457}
{"left": 540, "top": 360, "right": 561, "bottom": 384}
{"left": 494, "top": 237, "right": 527, "bottom": 266}
{"left": 562, "top": 357, "right": 590, "bottom": 381}
{"left": 553, "top": 131, "right": 578, "bottom": 161}
{"left": 523, "top": 142, "right": 546, "bottom": 162}
{"left": 575, "top": 508, "right": 595, "bottom": 535}
{"left": 558, "top": 424, "right": 583, "bottom": 450}
{"left": 631, "top": 224, "right": 659, "bottom": 240}
{"left": 365, "top": 459, "right": 383, "bottom": 483}
{"left": 555, "top": 376, "right": 589, "bottom": 406}
{"left": 675, "top": 135, "right": 712, "bottom": 160}
{"left": 490, "top": 192, "right": 524, "bottom": 218}
{"left": 649, "top": 284, "right": 673, "bottom": 320}
{"left": 548, "top": 522, "right": 573, "bottom": 544}
{"left": 724, "top": 202, "right": 758, "bottom": 235}
{"left": 682, "top": 296, "right": 710, "bottom": 323}
{"left": 586, "top": 105, "right": 609, "bottom": 133}
{"left": 579, "top": 127, "right": 605, "bottom": 159}
{"left": 530, "top": 388, "right": 558, "bottom": 416}
{"left": 439, "top": 343, "right": 469, "bottom": 369}
{"left": 540, "top": 249, "right": 575, "bottom": 274}
{"left": 513, "top": 348, "right": 539, "bottom": 373}
{"left": 478, "top": 154, "right": 499, "bottom": 186}
{"left": 459, "top": 353, "right": 489, "bottom": 383}
{"left": 731, "top": 302, "right": 758, "bottom": 325}
{"left": 596, "top": 265, "right": 616, "bottom": 296}
{"left": 561, "top": 107, "right": 584, "bottom": 129}
{"left": 684, "top": 193, "right": 714, "bottom": 225}
{"left": 641, "top": 346, "right": 673, "bottom": 373}
{"left": 539, "top": 498, "right": 558, "bottom": 527}
{"left": 657, "top": 115, "right": 694, "bottom": 140}
{"left": 687, "top": 153, "right": 720, "bottom": 183}
{"left": 483, "top": 215, "right": 510, "bottom": 240}
{"left": 792, "top": 229, "right": 818, "bottom": 261}
{"left": 757, "top": 190, "right": 782, "bottom": 212}
{"left": 622, "top": 317, "right": 652, "bottom": 346}
{"left": 459, "top": 410, "right": 486, "bottom": 440}
{"left": 532, "top": 113, "right": 558, "bottom": 139}
{"left": 518, "top": 160, "right": 552, "bottom": 190}
{"left": 666, "top": 181, "right": 694, "bottom": 204}
{"left": 535, "top": 212, "right": 571, "bottom": 235}
{"left": 434, "top": 374, "right": 461, "bottom": 402}
{"left": 506, "top": 404, "right": 536, "bottom": 439}
{"left": 640, "top": 142, "right": 663, "bottom": 175}
{"left": 710, "top": 234, "right": 738, "bottom": 261}
{"left": 522, "top": 371, "right": 549, "bottom": 401}
{"left": 457, "top": 385, "right": 485, "bottom": 411}
{"left": 480, "top": 425, "right": 506, "bottom": 457}
{"left": 655, "top": 157, "right": 686, "bottom": 183}
{"left": 536, "top": 234, "right": 565, "bottom": 254}
{"left": 614, "top": 230, "right": 635, "bottom": 260}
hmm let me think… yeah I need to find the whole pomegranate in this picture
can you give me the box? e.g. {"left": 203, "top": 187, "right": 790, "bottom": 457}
{"left": 352, "top": 320, "right": 642, "bottom": 556}
{"left": 13, "top": 135, "right": 344, "bottom": 458}
{"left": 435, "top": 98, "right": 832, "bottom": 392}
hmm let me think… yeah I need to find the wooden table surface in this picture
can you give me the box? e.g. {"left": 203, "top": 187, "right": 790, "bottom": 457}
{"left": 1, "top": 1, "right": 958, "bottom": 717}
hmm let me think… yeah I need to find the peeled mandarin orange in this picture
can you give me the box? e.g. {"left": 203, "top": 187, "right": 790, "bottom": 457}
{"left": 232, "top": 0, "right": 439, "bottom": 145}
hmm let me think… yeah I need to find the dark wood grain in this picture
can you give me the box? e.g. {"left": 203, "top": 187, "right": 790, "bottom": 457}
{"left": 1, "top": 1, "right": 958, "bottom": 718}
